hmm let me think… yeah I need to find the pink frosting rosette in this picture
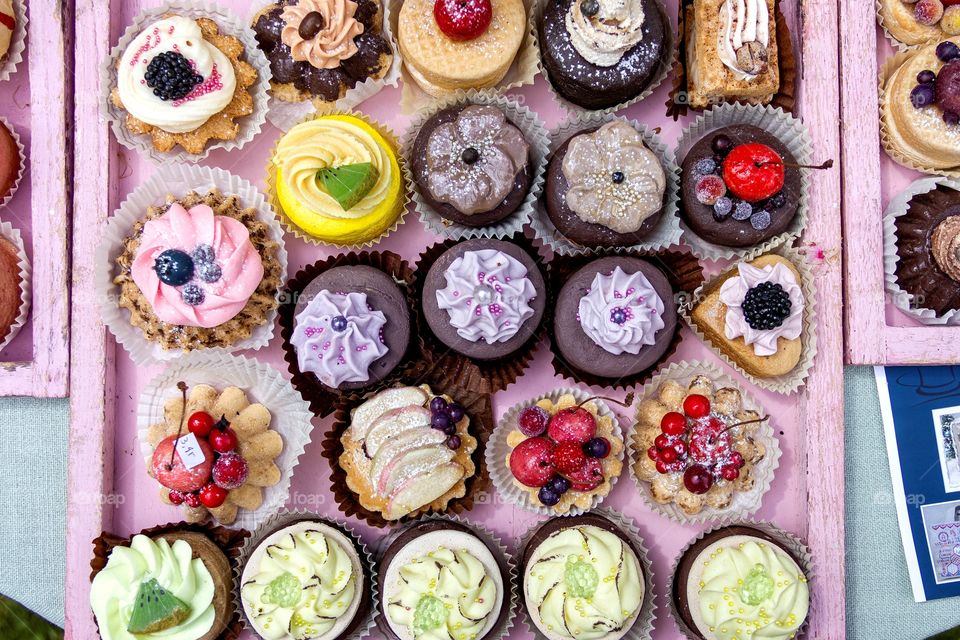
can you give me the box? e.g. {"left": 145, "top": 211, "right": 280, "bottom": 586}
{"left": 718, "top": 261, "right": 803, "bottom": 356}
{"left": 131, "top": 203, "right": 264, "bottom": 328}
{"left": 578, "top": 266, "right": 666, "bottom": 355}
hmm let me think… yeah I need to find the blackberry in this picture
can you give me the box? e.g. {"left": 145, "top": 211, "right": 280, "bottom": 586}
{"left": 741, "top": 281, "right": 792, "bottom": 330}
{"left": 196, "top": 262, "right": 222, "bottom": 283}
{"left": 181, "top": 284, "right": 205, "bottom": 306}
{"left": 191, "top": 244, "right": 215, "bottom": 265}
{"left": 144, "top": 51, "right": 203, "bottom": 101}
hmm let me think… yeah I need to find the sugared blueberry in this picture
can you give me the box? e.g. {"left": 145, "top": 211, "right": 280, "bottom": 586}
{"left": 154, "top": 249, "right": 194, "bottom": 286}
{"left": 331, "top": 315, "right": 348, "bottom": 332}
{"left": 711, "top": 134, "right": 733, "bottom": 155}
{"left": 197, "top": 262, "right": 221, "bottom": 283}
{"left": 713, "top": 196, "right": 733, "bottom": 220}
{"left": 912, "top": 83, "right": 937, "bottom": 108}
{"left": 447, "top": 403, "right": 465, "bottom": 422}
{"left": 181, "top": 284, "right": 205, "bottom": 306}
{"left": 583, "top": 437, "right": 610, "bottom": 459}
{"left": 937, "top": 40, "right": 960, "bottom": 63}
{"left": 750, "top": 210, "right": 772, "bottom": 230}
{"left": 537, "top": 486, "right": 561, "bottom": 506}
{"left": 732, "top": 201, "right": 754, "bottom": 220}
{"left": 430, "top": 396, "right": 448, "bottom": 413}
{"left": 694, "top": 158, "right": 717, "bottom": 175}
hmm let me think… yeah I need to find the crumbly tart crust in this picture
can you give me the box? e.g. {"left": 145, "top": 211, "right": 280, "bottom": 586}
{"left": 111, "top": 17, "right": 257, "bottom": 155}
{"left": 506, "top": 395, "right": 623, "bottom": 513}
{"left": 145, "top": 383, "right": 283, "bottom": 525}
{"left": 338, "top": 384, "right": 478, "bottom": 520}
{"left": 114, "top": 189, "right": 281, "bottom": 352}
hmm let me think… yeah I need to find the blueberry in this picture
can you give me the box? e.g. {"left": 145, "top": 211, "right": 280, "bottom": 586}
{"left": 154, "top": 249, "right": 194, "bottom": 286}
{"left": 911, "top": 83, "right": 937, "bottom": 108}
{"left": 918, "top": 69, "right": 938, "bottom": 84}
{"left": 711, "top": 134, "right": 733, "bottom": 155}
{"left": 191, "top": 244, "right": 215, "bottom": 265}
{"left": 694, "top": 158, "right": 717, "bottom": 175}
{"left": 447, "top": 403, "right": 465, "bottom": 422}
{"left": 583, "top": 437, "right": 610, "bottom": 458}
{"left": 548, "top": 476, "right": 571, "bottom": 494}
{"left": 713, "top": 196, "right": 733, "bottom": 220}
{"left": 538, "top": 486, "right": 561, "bottom": 506}
{"left": 197, "top": 262, "right": 222, "bottom": 283}
{"left": 937, "top": 41, "right": 960, "bottom": 63}
{"left": 431, "top": 412, "right": 451, "bottom": 430}
{"left": 769, "top": 192, "right": 787, "bottom": 209}
{"left": 945, "top": 111, "right": 960, "bottom": 126}
{"left": 330, "top": 315, "right": 348, "bottom": 332}
{"left": 732, "top": 201, "right": 754, "bottom": 221}
{"left": 181, "top": 284, "right": 205, "bottom": 306}
{"left": 430, "top": 396, "right": 448, "bottom": 413}
{"left": 750, "top": 210, "right": 772, "bottom": 230}
{"left": 445, "top": 435, "right": 461, "bottom": 449}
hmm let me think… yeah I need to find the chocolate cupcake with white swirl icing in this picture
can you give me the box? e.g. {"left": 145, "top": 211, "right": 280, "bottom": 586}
{"left": 553, "top": 256, "right": 678, "bottom": 379}
{"left": 411, "top": 103, "right": 533, "bottom": 228}
{"left": 420, "top": 239, "right": 547, "bottom": 361}
{"left": 545, "top": 120, "right": 669, "bottom": 248}
{"left": 539, "top": 0, "right": 669, "bottom": 110}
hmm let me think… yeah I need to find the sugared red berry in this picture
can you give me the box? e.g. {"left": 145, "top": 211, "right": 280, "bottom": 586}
{"left": 538, "top": 486, "right": 561, "bottom": 506}
{"left": 683, "top": 464, "right": 714, "bottom": 494}
{"left": 673, "top": 440, "right": 687, "bottom": 457}
{"left": 547, "top": 407, "right": 597, "bottom": 444}
{"left": 564, "top": 457, "right": 604, "bottom": 491}
{"left": 711, "top": 134, "right": 733, "bottom": 155}
{"left": 750, "top": 209, "right": 772, "bottom": 230}
{"left": 181, "top": 284, "right": 205, "bottom": 306}
{"left": 518, "top": 405, "right": 550, "bottom": 437}
{"left": 199, "top": 483, "right": 228, "bottom": 508}
{"left": 434, "top": 0, "right": 493, "bottom": 41}
{"left": 461, "top": 147, "right": 480, "bottom": 164}
{"left": 742, "top": 281, "right": 792, "bottom": 330}
{"left": 580, "top": 0, "right": 599, "bottom": 17}
{"left": 723, "top": 143, "right": 785, "bottom": 202}
{"left": 167, "top": 490, "right": 185, "bottom": 505}
{"left": 209, "top": 427, "right": 238, "bottom": 454}
{"left": 938, "top": 40, "right": 960, "bottom": 62}
{"left": 713, "top": 196, "right": 733, "bottom": 220}
{"left": 654, "top": 434, "right": 670, "bottom": 450}
{"left": 917, "top": 0, "right": 945, "bottom": 26}
{"left": 188, "top": 411, "right": 215, "bottom": 438}
{"left": 730, "top": 451, "right": 745, "bottom": 467}
{"left": 659, "top": 447, "right": 677, "bottom": 463}
{"left": 192, "top": 244, "right": 215, "bottom": 265}
{"left": 331, "top": 315, "right": 348, "bottom": 332}
{"left": 695, "top": 158, "right": 717, "bottom": 175}
{"left": 611, "top": 171, "right": 625, "bottom": 184}
{"left": 732, "top": 200, "right": 754, "bottom": 220}
{"left": 912, "top": 83, "right": 937, "bottom": 109}
{"left": 212, "top": 452, "right": 248, "bottom": 489}
{"left": 432, "top": 412, "right": 451, "bottom": 430}
{"left": 430, "top": 396, "right": 448, "bottom": 413}
{"left": 661, "top": 411, "right": 687, "bottom": 436}
{"left": 154, "top": 249, "right": 194, "bottom": 286}
{"left": 683, "top": 394, "right": 711, "bottom": 419}
{"left": 548, "top": 475, "right": 571, "bottom": 494}
{"left": 647, "top": 446, "right": 659, "bottom": 460}
{"left": 144, "top": 51, "right": 203, "bottom": 101}
{"left": 720, "top": 465, "right": 740, "bottom": 481}
{"left": 583, "top": 437, "right": 610, "bottom": 458}
{"left": 184, "top": 492, "right": 202, "bottom": 508}
{"left": 919, "top": 69, "right": 938, "bottom": 84}
{"left": 553, "top": 441, "right": 587, "bottom": 474}
{"left": 446, "top": 435, "right": 462, "bottom": 449}
{"left": 695, "top": 174, "right": 727, "bottom": 206}
{"left": 447, "top": 403, "right": 465, "bottom": 422}
{"left": 655, "top": 459, "right": 669, "bottom": 474}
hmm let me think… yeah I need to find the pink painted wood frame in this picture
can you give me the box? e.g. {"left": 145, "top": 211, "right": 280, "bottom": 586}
{"left": 0, "top": 0, "right": 71, "bottom": 396}
{"left": 64, "top": 1, "right": 846, "bottom": 638}
{"left": 839, "top": 3, "right": 960, "bottom": 365}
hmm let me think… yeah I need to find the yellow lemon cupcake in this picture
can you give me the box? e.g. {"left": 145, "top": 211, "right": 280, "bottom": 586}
{"left": 273, "top": 114, "right": 405, "bottom": 246}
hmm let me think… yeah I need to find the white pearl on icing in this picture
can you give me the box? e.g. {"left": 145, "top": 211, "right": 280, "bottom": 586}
{"left": 473, "top": 284, "right": 495, "bottom": 305}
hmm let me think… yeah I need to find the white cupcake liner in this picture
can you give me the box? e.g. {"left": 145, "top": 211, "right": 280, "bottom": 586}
{"left": 516, "top": 508, "right": 657, "bottom": 640}
{"left": 95, "top": 163, "right": 288, "bottom": 366}
{"left": 373, "top": 514, "right": 518, "bottom": 640}
{"left": 878, "top": 49, "right": 960, "bottom": 178}
{"left": 261, "top": 0, "right": 403, "bottom": 130}
{"left": 389, "top": 0, "right": 540, "bottom": 114}
{"left": 0, "top": 116, "right": 25, "bottom": 210}
{"left": 674, "top": 103, "right": 812, "bottom": 261}
{"left": 101, "top": 1, "right": 271, "bottom": 164}
{"left": 0, "top": 220, "right": 30, "bottom": 354}
{"left": 235, "top": 509, "right": 378, "bottom": 640}
{"left": 530, "top": 113, "right": 682, "bottom": 256}
{"left": 0, "top": 0, "right": 27, "bottom": 83}
{"left": 486, "top": 388, "right": 625, "bottom": 517}
{"left": 680, "top": 243, "right": 819, "bottom": 394}
{"left": 876, "top": 0, "right": 941, "bottom": 53}
{"left": 626, "top": 360, "right": 781, "bottom": 525}
{"left": 136, "top": 353, "right": 315, "bottom": 532}
{"left": 265, "top": 109, "right": 411, "bottom": 248}
{"left": 539, "top": 0, "right": 675, "bottom": 117}
{"left": 667, "top": 520, "right": 814, "bottom": 640}
{"left": 882, "top": 175, "right": 960, "bottom": 324}
{"left": 400, "top": 89, "right": 549, "bottom": 240}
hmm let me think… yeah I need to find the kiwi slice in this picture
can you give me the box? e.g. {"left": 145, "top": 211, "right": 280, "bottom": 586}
{"left": 126, "top": 578, "right": 192, "bottom": 635}
{"left": 317, "top": 162, "right": 380, "bottom": 211}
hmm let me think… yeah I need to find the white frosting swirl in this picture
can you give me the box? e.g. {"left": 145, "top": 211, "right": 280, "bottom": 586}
{"left": 718, "top": 261, "right": 803, "bottom": 357}
{"left": 117, "top": 16, "right": 237, "bottom": 134}
{"left": 578, "top": 266, "right": 665, "bottom": 355}
{"left": 718, "top": 0, "right": 770, "bottom": 80}
{"left": 436, "top": 249, "right": 537, "bottom": 344}
{"left": 565, "top": 0, "right": 646, "bottom": 67}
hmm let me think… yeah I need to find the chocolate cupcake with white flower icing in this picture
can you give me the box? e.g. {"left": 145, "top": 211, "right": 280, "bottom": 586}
{"left": 420, "top": 238, "right": 546, "bottom": 362}
{"left": 553, "top": 256, "right": 678, "bottom": 380}
{"left": 411, "top": 103, "right": 533, "bottom": 228}
{"left": 545, "top": 120, "right": 669, "bottom": 249}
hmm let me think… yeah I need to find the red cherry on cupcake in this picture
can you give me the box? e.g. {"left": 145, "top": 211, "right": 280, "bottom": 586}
{"left": 660, "top": 411, "right": 687, "bottom": 436}
{"left": 683, "top": 394, "right": 711, "bottom": 419}
{"left": 199, "top": 483, "right": 228, "bottom": 508}
{"left": 552, "top": 441, "right": 587, "bottom": 475}
{"left": 683, "top": 464, "right": 714, "bottom": 494}
{"left": 722, "top": 143, "right": 785, "bottom": 202}
{"left": 547, "top": 406, "right": 597, "bottom": 444}
{"left": 151, "top": 435, "right": 214, "bottom": 493}
{"left": 434, "top": 0, "right": 492, "bottom": 41}
{"left": 720, "top": 465, "right": 741, "bottom": 482}
{"left": 209, "top": 427, "right": 238, "bottom": 453}
{"left": 187, "top": 411, "right": 215, "bottom": 438}
{"left": 509, "top": 437, "right": 556, "bottom": 488}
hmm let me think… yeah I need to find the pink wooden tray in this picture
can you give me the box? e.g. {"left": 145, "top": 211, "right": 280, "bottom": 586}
{"left": 66, "top": 0, "right": 845, "bottom": 637}
{"left": 0, "top": 0, "right": 71, "bottom": 397}
{"left": 840, "top": 2, "right": 960, "bottom": 365}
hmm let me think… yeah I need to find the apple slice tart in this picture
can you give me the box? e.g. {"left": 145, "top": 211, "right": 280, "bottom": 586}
{"left": 338, "top": 385, "right": 478, "bottom": 521}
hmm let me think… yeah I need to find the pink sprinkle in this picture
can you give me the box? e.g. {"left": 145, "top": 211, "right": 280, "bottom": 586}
{"left": 453, "top": 291, "right": 460, "bottom": 297}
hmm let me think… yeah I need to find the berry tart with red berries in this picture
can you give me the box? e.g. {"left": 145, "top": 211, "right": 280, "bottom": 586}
{"left": 492, "top": 390, "right": 624, "bottom": 514}
{"left": 680, "top": 124, "right": 804, "bottom": 249}
{"left": 631, "top": 365, "right": 779, "bottom": 521}
{"left": 143, "top": 382, "right": 284, "bottom": 526}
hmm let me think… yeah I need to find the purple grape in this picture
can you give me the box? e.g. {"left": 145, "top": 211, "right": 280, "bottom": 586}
{"left": 911, "top": 83, "right": 937, "bottom": 108}
{"left": 443, "top": 424, "right": 456, "bottom": 436}
{"left": 938, "top": 41, "right": 960, "bottom": 63}
{"left": 445, "top": 435, "right": 461, "bottom": 449}
{"left": 431, "top": 412, "right": 451, "bottom": 430}
{"left": 918, "top": 69, "right": 938, "bottom": 84}
{"left": 446, "top": 403, "right": 465, "bottom": 422}
{"left": 537, "top": 487, "right": 560, "bottom": 506}
{"left": 711, "top": 134, "right": 733, "bottom": 155}
{"left": 548, "top": 476, "right": 570, "bottom": 494}
{"left": 430, "top": 396, "right": 448, "bottom": 413}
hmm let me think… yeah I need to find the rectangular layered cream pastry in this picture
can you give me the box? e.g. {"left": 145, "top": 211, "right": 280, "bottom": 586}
{"left": 686, "top": 0, "right": 780, "bottom": 109}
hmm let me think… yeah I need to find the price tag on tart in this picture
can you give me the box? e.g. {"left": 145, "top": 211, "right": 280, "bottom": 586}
{"left": 174, "top": 432, "right": 206, "bottom": 470}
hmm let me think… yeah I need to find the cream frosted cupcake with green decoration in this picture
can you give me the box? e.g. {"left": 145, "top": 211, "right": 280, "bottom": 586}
{"left": 239, "top": 517, "right": 373, "bottom": 640}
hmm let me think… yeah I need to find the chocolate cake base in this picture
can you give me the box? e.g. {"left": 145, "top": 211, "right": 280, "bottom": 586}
{"left": 553, "top": 256, "right": 677, "bottom": 378}
{"left": 539, "top": 0, "right": 667, "bottom": 110}
{"left": 293, "top": 265, "right": 411, "bottom": 391}
{"left": 680, "top": 124, "right": 801, "bottom": 248}
{"left": 412, "top": 104, "right": 532, "bottom": 227}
